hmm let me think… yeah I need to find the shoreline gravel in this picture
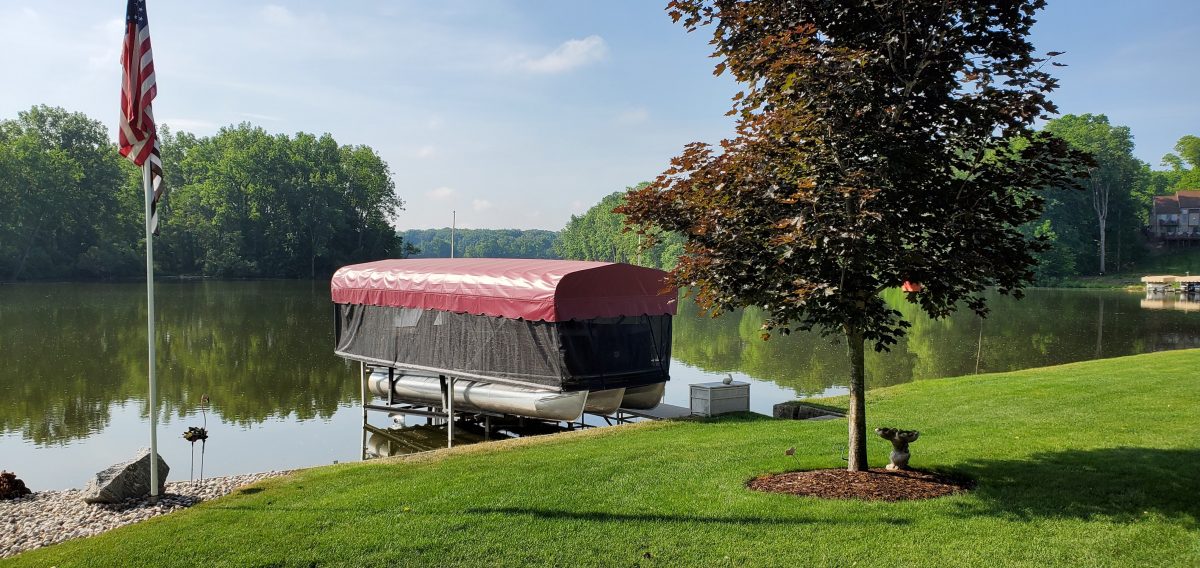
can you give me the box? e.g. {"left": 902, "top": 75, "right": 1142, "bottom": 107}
{"left": 0, "top": 471, "right": 290, "bottom": 559}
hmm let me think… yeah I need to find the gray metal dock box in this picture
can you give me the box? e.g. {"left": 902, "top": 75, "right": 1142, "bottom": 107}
{"left": 690, "top": 381, "right": 750, "bottom": 416}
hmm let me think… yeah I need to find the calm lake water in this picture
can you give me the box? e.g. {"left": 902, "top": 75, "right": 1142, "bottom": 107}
{"left": 3, "top": 281, "right": 1199, "bottom": 489}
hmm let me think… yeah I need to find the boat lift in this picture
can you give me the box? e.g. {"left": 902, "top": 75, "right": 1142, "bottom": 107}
{"left": 331, "top": 258, "right": 678, "bottom": 451}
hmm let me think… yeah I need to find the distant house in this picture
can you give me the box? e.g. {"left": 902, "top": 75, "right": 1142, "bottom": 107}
{"left": 1151, "top": 190, "right": 1200, "bottom": 240}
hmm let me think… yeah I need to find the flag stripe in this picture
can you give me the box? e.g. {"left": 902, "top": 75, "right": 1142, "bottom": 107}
{"left": 119, "top": 0, "right": 163, "bottom": 235}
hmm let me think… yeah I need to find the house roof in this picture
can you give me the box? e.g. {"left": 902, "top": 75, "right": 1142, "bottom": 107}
{"left": 330, "top": 258, "right": 677, "bottom": 322}
{"left": 1178, "top": 190, "right": 1200, "bottom": 210}
{"left": 1154, "top": 195, "right": 1180, "bottom": 215}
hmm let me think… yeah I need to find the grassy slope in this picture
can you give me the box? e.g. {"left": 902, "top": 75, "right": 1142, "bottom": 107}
{"left": 8, "top": 351, "right": 1200, "bottom": 567}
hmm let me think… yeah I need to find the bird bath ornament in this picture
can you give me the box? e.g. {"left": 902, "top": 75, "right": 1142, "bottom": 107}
{"left": 183, "top": 394, "right": 210, "bottom": 480}
{"left": 875, "top": 427, "right": 920, "bottom": 470}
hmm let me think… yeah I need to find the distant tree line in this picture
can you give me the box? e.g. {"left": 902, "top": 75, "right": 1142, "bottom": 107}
{"left": 1, "top": 106, "right": 134, "bottom": 281}
{"left": 0, "top": 106, "right": 409, "bottom": 281}
{"left": 555, "top": 185, "right": 685, "bottom": 271}
{"left": 1030, "top": 115, "right": 1200, "bottom": 282}
{"left": 401, "top": 228, "right": 558, "bottom": 260}
{"left": 5, "top": 105, "right": 1196, "bottom": 283}
{"left": 558, "top": 123, "right": 1200, "bottom": 282}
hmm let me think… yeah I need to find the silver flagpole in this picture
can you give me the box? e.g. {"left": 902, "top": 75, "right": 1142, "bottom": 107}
{"left": 142, "top": 160, "right": 160, "bottom": 502}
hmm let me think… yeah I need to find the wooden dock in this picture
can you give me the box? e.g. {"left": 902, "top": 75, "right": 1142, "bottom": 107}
{"left": 614, "top": 403, "right": 693, "bottom": 421}
{"left": 1141, "top": 275, "right": 1200, "bottom": 293}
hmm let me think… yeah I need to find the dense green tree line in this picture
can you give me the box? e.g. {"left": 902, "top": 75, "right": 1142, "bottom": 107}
{"left": 0, "top": 106, "right": 139, "bottom": 280}
{"left": 1029, "top": 115, "right": 1199, "bottom": 282}
{"left": 156, "top": 123, "right": 407, "bottom": 278}
{"left": 400, "top": 190, "right": 684, "bottom": 269}
{"left": 5, "top": 106, "right": 1196, "bottom": 283}
{"left": 401, "top": 228, "right": 557, "bottom": 260}
{"left": 1035, "top": 114, "right": 1145, "bottom": 279}
{"left": 554, "top": 123, "right": 1200, "bottom": 283}
{"left": 555, "top": 186, "right": 685, "bottom": 270}
{"left": 0, "top": 106, "right": 409, "bottom": 281}
{"left": 1155, "top": 135, "right": 1200, "bottom": 191}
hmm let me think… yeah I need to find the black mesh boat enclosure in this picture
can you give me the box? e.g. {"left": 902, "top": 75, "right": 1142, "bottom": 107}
{"left": 331, "top": 259, "right": 676, "bottom": 392}
{"left": 335, "top": 305, "right": 672, "bottom": 392}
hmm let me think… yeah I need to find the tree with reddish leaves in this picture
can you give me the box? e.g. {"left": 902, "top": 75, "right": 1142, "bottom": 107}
{"left": 620, "top": 0, "right": 1089, "bottom": 471}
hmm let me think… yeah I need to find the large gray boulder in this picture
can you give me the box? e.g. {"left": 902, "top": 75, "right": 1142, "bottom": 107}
{"left": 81, "top": 448, "right": 169, "bottom": 504}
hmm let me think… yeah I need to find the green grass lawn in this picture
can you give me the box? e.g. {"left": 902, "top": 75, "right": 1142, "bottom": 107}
{"left": 8, "top": 351, "right": 1200, "bottom": 567}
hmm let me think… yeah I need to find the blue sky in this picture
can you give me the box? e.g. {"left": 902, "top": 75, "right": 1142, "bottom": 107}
{"left": 1, "top": 1, "right": 1196, "bottom": 230}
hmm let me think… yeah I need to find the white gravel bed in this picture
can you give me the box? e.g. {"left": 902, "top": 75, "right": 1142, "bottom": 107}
{"left": 0, "top": 471, "right": 290, "bottom": 559}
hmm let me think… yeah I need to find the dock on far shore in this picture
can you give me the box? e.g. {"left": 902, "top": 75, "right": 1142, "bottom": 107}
{"left": 1140, "top": 275, "right": 1200, "bottom": 294}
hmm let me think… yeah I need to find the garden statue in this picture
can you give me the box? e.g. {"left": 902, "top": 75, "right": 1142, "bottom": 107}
{"left": 184, "top": 394, "right": 211, "bottom": 481}
{"left": 875, "top": 427, "right": 920, "bottom": 470}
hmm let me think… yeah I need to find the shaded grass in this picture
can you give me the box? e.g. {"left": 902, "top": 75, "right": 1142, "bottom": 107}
{"left": 1056, "top": 247, "right": 1200, "bottom": 288}
{"left": 6, "top": 350, "right": 1200, "bottom": 567}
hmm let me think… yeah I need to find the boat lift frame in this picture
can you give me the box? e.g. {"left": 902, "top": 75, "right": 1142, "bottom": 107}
{"left": 357, "top": 362, "right": 633, "bottom": 458}
{"left": 359, "top": 363, "right": 505, "bottom": 449}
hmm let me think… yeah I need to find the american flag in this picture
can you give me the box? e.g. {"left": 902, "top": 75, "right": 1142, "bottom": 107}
{"left": 119, "top": 0, "right": 164, "bottom": 234}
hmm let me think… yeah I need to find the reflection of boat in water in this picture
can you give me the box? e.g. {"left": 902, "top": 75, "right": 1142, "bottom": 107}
{"left": 363, "top": 418, "right": 588, "bottom": 459}
{"left": 1140, "top": 290, "right": 1200, "bottom": 312}
{"left": 332, "top": 259, "right": 676, "bottom": 434}
{"left": 364, "top": 423, "right": 503, "bottom": 458}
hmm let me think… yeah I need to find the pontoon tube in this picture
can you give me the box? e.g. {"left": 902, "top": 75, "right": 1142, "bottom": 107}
{"left": 582, "top": 388, "right": 626, "bottom": 414}
{"left": 367, "top": 369, "right": 588, "bottom": 421}
{"left": 620, "top": 382, "right": 665, "bottom": 410}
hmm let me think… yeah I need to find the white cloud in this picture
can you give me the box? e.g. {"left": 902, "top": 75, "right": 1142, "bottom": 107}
{"left": 472, "top": 199, "right": 493, "bottom": 212}
{"left": 261, "top": 5, "right": 298, "bottom": 27}
{"left": 570, "top": 200, "right": 586, "bottom": 213}
{"left": 415, "top": 145, "right": 436, "bottom": 159}
{"left": 427, "top": 186, "right": 456, "bottom": 200}
{"left": 516, "top": 35, "right": 608, "bottom": 74}
{"left": 616, "top": 107, "right": 650, "bottom": 125}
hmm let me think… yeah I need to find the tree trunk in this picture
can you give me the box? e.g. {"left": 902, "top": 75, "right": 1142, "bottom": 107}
{"left": 1115, "top": 209, "right": 1122, "bottom": 272}
{"left": 846, "top": 328, "right": 868, "bottom": 471}
{"left": 1090, "top": 173, "right": 1109, "bottom": 276}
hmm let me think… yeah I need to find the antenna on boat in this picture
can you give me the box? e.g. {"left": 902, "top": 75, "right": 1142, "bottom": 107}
{"left": 451, "top": 210, "right": 456, "bottom": 259}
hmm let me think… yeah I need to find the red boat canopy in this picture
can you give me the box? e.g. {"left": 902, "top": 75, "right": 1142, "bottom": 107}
{"left": 330, "top": 258, "right": 677, "bottom": 322}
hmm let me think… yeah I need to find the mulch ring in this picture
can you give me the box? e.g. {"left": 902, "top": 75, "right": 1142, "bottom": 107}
{"left": 748, "top": 468, "right": 974, "bottom": 501}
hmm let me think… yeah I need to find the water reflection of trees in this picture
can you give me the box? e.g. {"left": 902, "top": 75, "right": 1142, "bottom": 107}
{"left": 6, "top": 284, "right": 1200, "bottom": 445}
{"left": 0, "top": 282, "right": 354, "bottom": 445}
{"left": 673, "top": 289, "right": 1200, "bottom": 396}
